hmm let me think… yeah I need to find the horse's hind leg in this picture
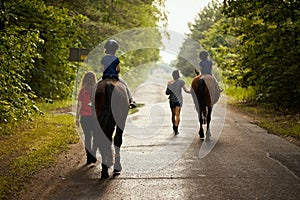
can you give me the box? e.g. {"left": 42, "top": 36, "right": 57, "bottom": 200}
{"left": 113, "top": 126, "right": 123, "bottom": 174}
{"left": 199, "top": 111, "right": 205, "bottom": 139}
{"left": 98, "top": 132, "right": 113, "bottom": 179}
{"left": 206, "top": 107, "right": 212, "bottom": 141}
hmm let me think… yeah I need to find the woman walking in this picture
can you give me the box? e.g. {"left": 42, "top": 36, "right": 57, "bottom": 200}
{"left": 166, "top": 70, "right": 190, "bottom": 135}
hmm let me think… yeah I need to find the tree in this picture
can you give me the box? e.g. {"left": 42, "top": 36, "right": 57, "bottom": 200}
{"left": 0, "top": 0, "right": 167, "bottom": 123}
{"left": 175, "top": 0, "right": 223, "bottom": 77}
{"left": 223, "top": 0, "right": 300, "bottom": 109}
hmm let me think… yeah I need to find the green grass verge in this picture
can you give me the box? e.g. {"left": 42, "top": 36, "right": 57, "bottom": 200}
{"left": 228, "top": 100, "right": 300, "bottom": 140}
{"left": 0, "top": 100, "right": 79, "bottom": 199}
{"left": 225, "top": 84, "right": 300, "bottom": 142}
{"left": 225, "top": 85, "right": 256, "bottom": 101}
{"left": 0, "top": 98, "right": 142, "bottom": 199}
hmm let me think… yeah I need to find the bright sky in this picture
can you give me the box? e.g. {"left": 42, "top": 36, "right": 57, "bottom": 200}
{"left": 165, "top": 0, "right": 212, "bottom": 34}
{"left": 160, "top": 0, "right": 212, "bottom": 63}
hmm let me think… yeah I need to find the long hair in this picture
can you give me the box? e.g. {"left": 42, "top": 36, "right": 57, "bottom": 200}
{"left": 81, "top": 71, "right": 97, "bottom": 91}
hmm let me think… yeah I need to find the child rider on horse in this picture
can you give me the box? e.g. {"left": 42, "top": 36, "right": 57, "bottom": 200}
{"left": 197, "top": 51, "right": 222, "bottom": 93}
{"left": 100, "top": 39, "right": 136, "bottom": 109}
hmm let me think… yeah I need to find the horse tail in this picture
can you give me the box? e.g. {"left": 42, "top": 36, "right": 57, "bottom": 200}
{"left": 98, "top": 82, "right": 116, "bottom": 135}
{"left": 198, "top": 78, "right": 206, "bottom": 115}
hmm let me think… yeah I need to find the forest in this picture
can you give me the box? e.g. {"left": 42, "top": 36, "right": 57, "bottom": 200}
{"left": 176, "top": 0, "right": 300, "bottom": 111}
{"left": 0, "top": 0, "right": 166, "bottom": 123}
{"left": 1, "top": 0, "right": 299, "bottom": 124}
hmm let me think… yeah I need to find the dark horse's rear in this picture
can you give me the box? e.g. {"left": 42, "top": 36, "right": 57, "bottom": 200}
{"left": 191, "top": 75, "right": 220, "bottom": 139}
{"left": 93, "top": 79, "right": 129, "bottom": 178}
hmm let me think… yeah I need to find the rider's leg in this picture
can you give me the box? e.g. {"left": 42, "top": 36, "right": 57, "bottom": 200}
{"left": 118, "top": 77, "right": 136, "bottom": 108}
{"left": 212, "top": 74, "right": 222, "bottom": 93}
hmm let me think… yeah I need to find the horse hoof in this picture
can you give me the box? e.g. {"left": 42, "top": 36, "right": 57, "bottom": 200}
{"left": 199, "top": 129, "right": 205, "bottom": 139}
{"left": 173, "top": 126, "right": 179, "bottom": 135}
{"left": 101, "top": 171, "right": 109, "bottom": 179}
{"left": 113, "top": 169, "right": 121, "bottom": 176}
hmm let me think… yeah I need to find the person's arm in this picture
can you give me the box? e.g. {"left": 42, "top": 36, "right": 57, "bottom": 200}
{"left": 116, "top": 64, "right": 120, "bottom": 74}
{"left": 166, "top": 81, "right": 172, "bottom": 95}
{"left": 76, "top": 101, "right": 82, "bottom": 127}
{"left": 183, "top": 85, "right": 191, "bottom": 94}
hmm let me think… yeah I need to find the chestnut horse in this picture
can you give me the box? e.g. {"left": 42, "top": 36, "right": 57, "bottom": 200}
{"left": 93, "top": 79, "right": 129, "bottom": 178}
{"left": 191, "top": 75, "right": 220, "bottom": 140}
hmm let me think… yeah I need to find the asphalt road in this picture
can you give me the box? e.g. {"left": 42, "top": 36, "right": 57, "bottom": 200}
{"left": 20, "top": 76, "right": 300, "bottom": 200}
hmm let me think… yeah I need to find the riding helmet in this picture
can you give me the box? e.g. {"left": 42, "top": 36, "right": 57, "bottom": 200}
{"left": 199, "top": 51, "right": 209, "bottom": 60}
{"left": 104, "top": 40, "right": 119, "bottom": 54}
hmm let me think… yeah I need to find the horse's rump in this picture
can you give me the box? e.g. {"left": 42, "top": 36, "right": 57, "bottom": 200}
{"left": 191, "top": 75, "right": 220, "bottom": 111}
{"left": 94, "top": 79, "right": 129, "bottom": 132}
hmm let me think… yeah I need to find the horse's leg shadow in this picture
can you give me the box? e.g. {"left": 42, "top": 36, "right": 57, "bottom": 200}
{"left": 205, "top": 129, "right": 211, "bottom": 142}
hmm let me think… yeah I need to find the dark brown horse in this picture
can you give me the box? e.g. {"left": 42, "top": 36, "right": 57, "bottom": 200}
{"left": 93, "top": 79, "right": 129, "bottom": 178}
{"left": 191, "top": 74, "right": 220, "bottom": 140}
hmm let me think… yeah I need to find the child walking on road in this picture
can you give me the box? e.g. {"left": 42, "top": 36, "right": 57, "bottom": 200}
{"left": 76, "top": 71, "right": 98, "bottom": 165}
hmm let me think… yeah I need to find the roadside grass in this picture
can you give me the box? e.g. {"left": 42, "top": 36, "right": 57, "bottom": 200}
{"left": 0, "top": 100, "right": 79, "bottom": 199}
{"left": 225, "top": 86, "right": 300, "bottom": 142}
{"left": 228, "top": 100, "right": 300, "bottom": 140}
{"left": 0, "top": 99, "right": 143, "bottom": 199}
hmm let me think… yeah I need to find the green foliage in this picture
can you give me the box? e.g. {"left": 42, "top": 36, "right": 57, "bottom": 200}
{"left": 222, "top": 0, "right": 300, "bottom": 110}
{"left": 181, "top": 0, "right": 300, "bottom": 111}
{"left": 229, "top": 101, "right": 300, "bottom": 140}
{"left": 225, "top": 85, "right": 256, "bottom": 101}
{"left": 175, "top": 0, "right": 223, "bottom": 77}
{"left": 0, "top": 0, "right": 166, "bottom": 123}
{"left": 0, "top": 1, "right": 42, "bottom": 123}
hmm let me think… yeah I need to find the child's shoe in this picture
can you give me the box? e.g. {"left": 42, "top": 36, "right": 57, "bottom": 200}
{"left": 129, "top": 99, "right": 137, "bottom": 109}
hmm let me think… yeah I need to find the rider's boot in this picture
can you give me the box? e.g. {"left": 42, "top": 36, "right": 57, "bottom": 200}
{"left": 129, "top": 99, "right": 137, "bottom": 109}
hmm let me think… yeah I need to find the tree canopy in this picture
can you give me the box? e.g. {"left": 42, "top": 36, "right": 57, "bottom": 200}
{"left": 176, "top": 0, "right": 300, "bottom": 111}
{"left": 0, "top": 0, "right": 166, "bottom": 123}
